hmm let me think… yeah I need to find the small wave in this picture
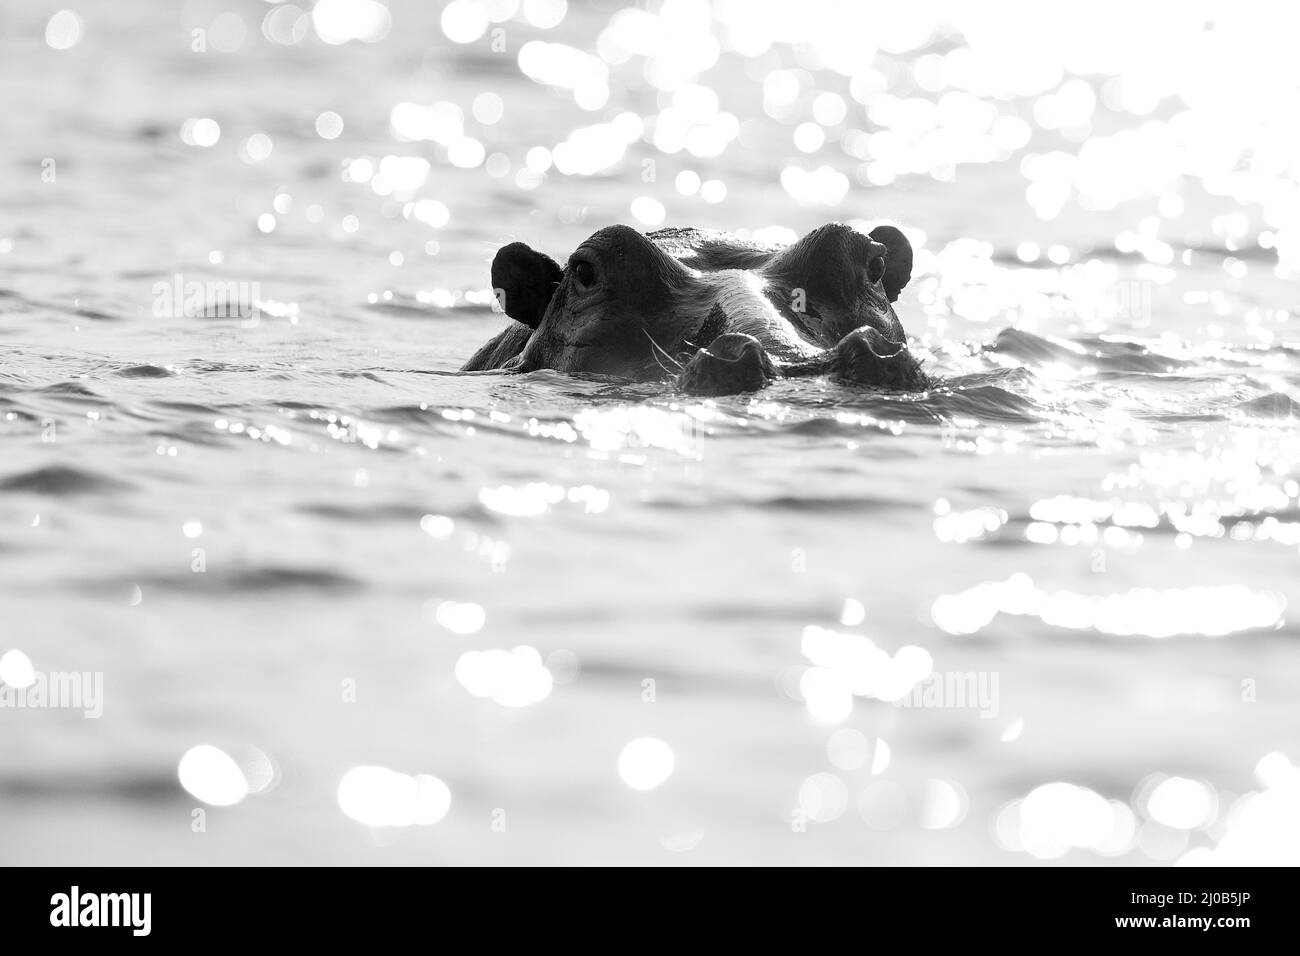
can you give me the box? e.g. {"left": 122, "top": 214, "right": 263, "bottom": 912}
{"left": 571, "top": 658, "right": 771, "bottom": 698}
{"left": 0, "top": 771, "right": 180, "bottom": 803}
{"left": 1144, "top": 412, "right": 1228, "bottom": 424}
{"left": 946, "top": 366, "right": 1035, "bottom": 389}
{"left": 995, "top": 505, "right": 1300, "bottom": 542}
{"left": 780, "top": 417, "right": 881, "bottom": 436}
{"left": 805, "top": 379, "right": 1042, "bottom": 426}
{"left": 648, "top": 494, "right": 918, "bottom": 513}
{"left": 926, "top": 383, "right": 1044, "bottom": 424}
{"left": 208, "top": 567, "right": 364, "bottom": 592}
{"left": 24, "top": 381, "right": 104, "bottom": 401}
{"left": 990, "top": 328, "right": 1188, "bottom": 374}
{"left": 146, "top": 424, "right": 233, "bottom": 447}
{"left": 363, "top": 295, "right": 496, "bottom": 318}
{"left": 336, "top": 370, "right": 387, "bottom": 382}
{"left": 148, "top": 400, "right": 223, "bottom": 415}
{"left": 989, "top": 328, "right": 1088, "bottom": 364}
{"left": 299, "top": 501, "right": 498, "bottom": 524}
{"left": 365, "top": 404, "right": 440, "bottom": 424}
{"left": 760, "top": 494, "right": 920, "bottom": 512}
{"left": 298, "top": 502, "right": 426, "bottom": 522}
{"left": 114, "top": 364, "right": 173, "bottom": 379}
{"left": 72, "top": 305, "right": 121, "bottom": 322}
{"left": 0, "top": 465, "right": 131, "bottom": 495}
{"left": 1082, "top": 337, "right": 1191, "bottom": 374}
{"left": 136, "top": 566, "right": 363, "bottom": 593}
{"left": 1235, "top": 392, "right": 1300, "bottom": 418}
{"left": 503, "top": 369, "right": 639, "bottom": 399}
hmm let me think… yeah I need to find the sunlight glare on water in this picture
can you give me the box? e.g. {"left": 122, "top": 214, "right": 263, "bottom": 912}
{"left": 454, "top": 647, "right": 553, "bottom": 706}
{"left": 618, "top": 738, "right": 676, "bottom": 791}
{"left": 337, "top": 767, "right": 452, "bottom": 827}
{"left": 3, "top": 0, "right": 1300, "bottom": 867}
{"left": 177, "top": 746, "right": 250, "bottom": 808}
{"left": 931, "top": 576, "right": 1284, "bottom": 638}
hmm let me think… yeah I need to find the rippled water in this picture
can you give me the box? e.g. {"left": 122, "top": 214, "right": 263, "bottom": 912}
{"left": 3, "top": 0, "right": 1299, "bottom": 864}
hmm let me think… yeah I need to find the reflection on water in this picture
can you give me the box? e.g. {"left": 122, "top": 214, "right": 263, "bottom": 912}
{"left": 1, "top": 0, "right": 1299, "bottom": 864}
{"left": 177, "top": 745, "right": 250, "bottom": 807}
{"left": 337, "top": 766, "right": 452, "bottom": 827}
{"left": 993, "top": 756, "right": 1300, "bottom": 865}
{"left": 932, "top": 576, "right": 1285, "bottom": 638}
{"left": 454, "top": 645, "right": 552, "bottom": 706}
{"left": 617, "top": 737, "right": 676, "bottom": 792}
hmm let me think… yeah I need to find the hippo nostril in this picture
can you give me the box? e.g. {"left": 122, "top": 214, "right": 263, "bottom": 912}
{"left": 867, "top": 255, "right": 886, "bottom": 284}
{"left": 573, "top": 259, "right": 597, "bottom": 288}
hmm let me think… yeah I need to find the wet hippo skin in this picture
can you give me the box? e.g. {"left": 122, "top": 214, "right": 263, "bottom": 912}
{"left": 463, "top": 222, "right": 929, "bottom": 395}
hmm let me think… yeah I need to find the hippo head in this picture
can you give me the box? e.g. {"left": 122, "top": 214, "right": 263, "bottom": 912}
{"left": 476, "top": 222, "right": 916, "bottom": 385}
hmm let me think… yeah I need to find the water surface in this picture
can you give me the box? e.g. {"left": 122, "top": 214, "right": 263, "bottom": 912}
{"left": 3, "top": 0, "right": 1299, "bottom": 865}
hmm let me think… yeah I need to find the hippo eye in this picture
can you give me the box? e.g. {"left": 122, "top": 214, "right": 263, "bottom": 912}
{"left": 867, "top": 256, "right": 887, "bottom": 284}
{"left": 573, "top": 259, "right": 597, "bottom": 288}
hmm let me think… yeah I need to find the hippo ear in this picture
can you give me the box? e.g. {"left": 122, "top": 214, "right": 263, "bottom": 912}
{"left": 491, "top": 242, "right": 564, "bottom": 329}
{"left": 868, "top": 225, "right": 913, "bottom": 303}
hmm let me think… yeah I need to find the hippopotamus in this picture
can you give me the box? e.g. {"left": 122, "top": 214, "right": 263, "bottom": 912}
{"left": 462, "top": 222, "right": 928, "bottom": 396}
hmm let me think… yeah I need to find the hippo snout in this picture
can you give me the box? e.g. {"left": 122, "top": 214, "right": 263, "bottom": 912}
{"left": 833, "top": 327, "right": 928, "bottom": 390}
